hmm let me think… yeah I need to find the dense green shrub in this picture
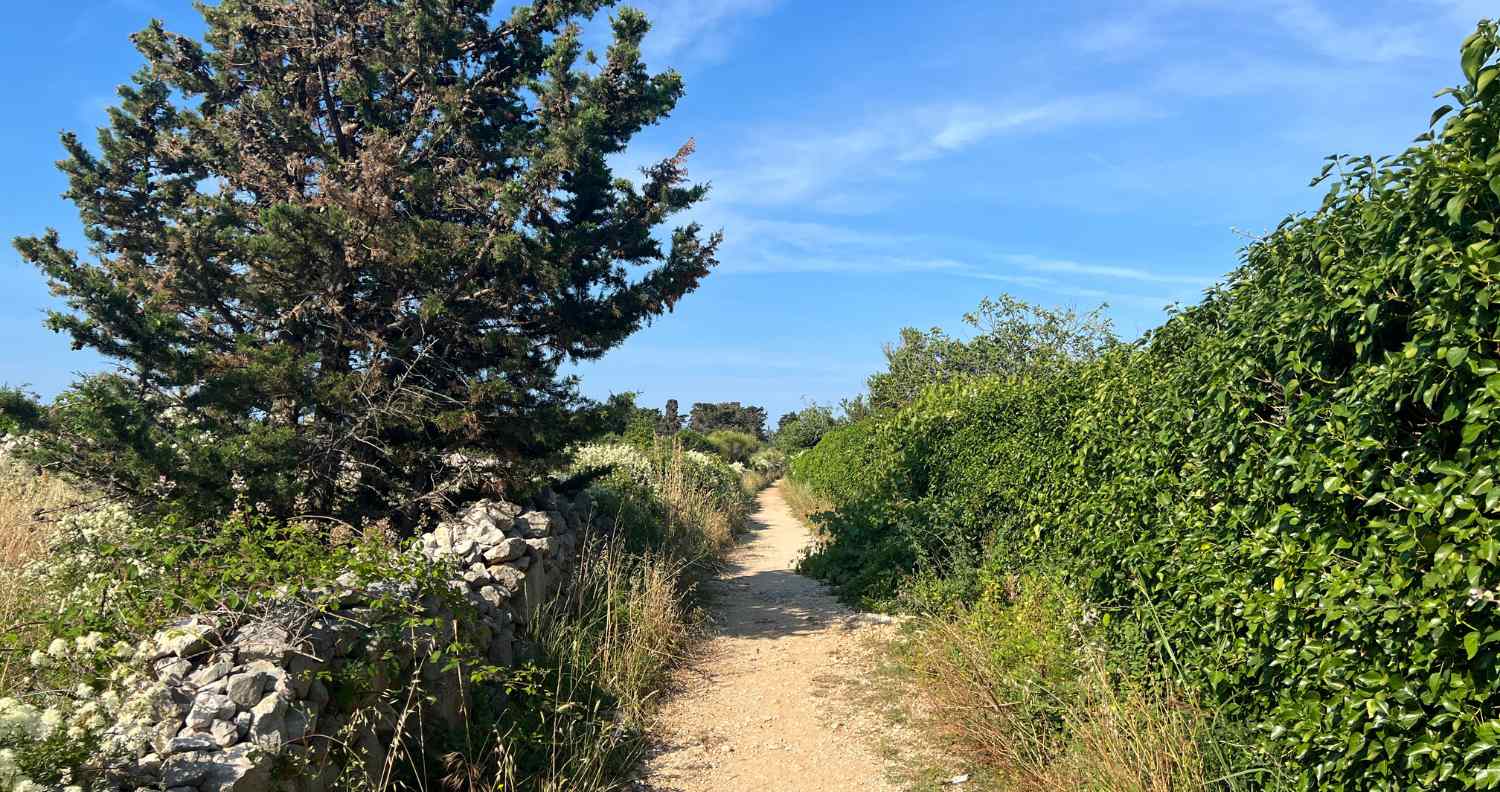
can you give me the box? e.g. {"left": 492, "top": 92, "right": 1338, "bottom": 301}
{"left": 792, "top": 22, "right": 1500, "bottom": 790}
{"left": 705, "top": 429, "right": 761, "bottom": 464}
{"left": 673, "top": 429, "right": 716, "bottom": 454}
{"left": 0, "top": 388, "right": 45, "bottom": 436}
{"left": 569, "top": 441, "right": 749, "bottom": 560}
{"left": 772, "top": 404, "right": 840, "bottom": 452}
{"left": 864, "top": 295, "right": 1114, "bottom": 413}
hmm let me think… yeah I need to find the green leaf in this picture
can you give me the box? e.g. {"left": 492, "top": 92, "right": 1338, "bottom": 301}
{"left": 1468, "top": 630, "right": 1481, "bottom": 659}
{"left": 1449, "top": 193, "right": 1469, "bottom": 225}
{"left": 1464, "top": 38, "right": 1487, "bottom": 82}
{"left": 1449, "top": 347, "right": 1470, "bottom": 367}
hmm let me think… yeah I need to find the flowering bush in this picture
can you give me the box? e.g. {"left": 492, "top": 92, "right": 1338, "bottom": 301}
{"left": 569, "top": 442, "right": 749, "bottom": 560}
{"left": 748, "top": 448, "right": 787, "bottom": 475}
{"left": 570, "top": 444, "right": 654, "bottom": 490}
{"left": 0, "top": 631, "right": 136, "bottom": 791}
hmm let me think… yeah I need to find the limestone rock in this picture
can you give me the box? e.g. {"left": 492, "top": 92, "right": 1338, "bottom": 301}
{"left": 154, "top": 616, "right": 221, "bottom": 660}
{"left": 524, "top": 537, "right": 554, "bottom": 555}
{"left": 482, "top": 537, "right": 528, "bottom": 563}
{"left": 249, "top": 692, "right": 289, "bottom": 747}
{"left": 188, "top": 656, "right": 233, "bottom": 688}
{"left": 489, "top": 564, "right": 524, "bottom": 594}
{"left": 187, "top": 693, "right": 235, "bottom": 731}
{"left": 516, "top": 511, "right": 559, "bottom": 538}
{"left": 225, "top": 665, "right": 275, "bottom": 708}
{"left": 210, "top": 719, "right": 240, "bottom": 747}
{"left": 168, "top": 733, "right": 218, "bottom": 754}
{"left": 236, "top": 622, "right": 293, "bottom": 664}
{"left": 477, "top": 585, "right": 508, "bottom": 609}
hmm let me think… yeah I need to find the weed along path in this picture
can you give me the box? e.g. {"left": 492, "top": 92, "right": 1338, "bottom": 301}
{"left": 638, "top": 483, "right": 901, "bottom": 791}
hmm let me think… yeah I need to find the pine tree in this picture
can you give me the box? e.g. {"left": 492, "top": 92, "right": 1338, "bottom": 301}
{"left": 688, "top": 401, "right": 767, "bottom": 439}
{"left": 15, "top": 0, "right": 720, "bottom": 527}
{"left": 657, "top": 398, "right": 682, "bottom": 435}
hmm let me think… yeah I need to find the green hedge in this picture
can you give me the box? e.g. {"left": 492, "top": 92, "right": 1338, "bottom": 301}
{"left": 791, "top": 22, "right": 1500, "bottom": 791}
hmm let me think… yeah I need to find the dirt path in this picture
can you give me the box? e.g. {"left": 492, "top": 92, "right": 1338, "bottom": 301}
{"left": 638, "top": 483, "right": 901, "bottom": 791}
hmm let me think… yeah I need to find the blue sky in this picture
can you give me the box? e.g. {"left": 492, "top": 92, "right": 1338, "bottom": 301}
{"left": 0, "top": 0, "right": 1490, "bottom": 422}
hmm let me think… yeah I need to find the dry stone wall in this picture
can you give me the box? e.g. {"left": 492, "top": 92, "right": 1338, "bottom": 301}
{"left": 100, "top": 492, "right": 589, "bottom": 792}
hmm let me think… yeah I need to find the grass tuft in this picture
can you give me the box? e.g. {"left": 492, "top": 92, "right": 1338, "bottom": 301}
{"left": 894, "top": 576, "right": 1251, "bottom": 792}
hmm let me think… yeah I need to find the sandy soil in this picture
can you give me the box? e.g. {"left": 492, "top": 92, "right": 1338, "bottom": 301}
{"left": 637, "top": 483, "right": 901, "bottom": 791}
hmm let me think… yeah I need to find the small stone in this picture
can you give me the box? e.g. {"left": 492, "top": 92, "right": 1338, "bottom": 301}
{"left": 451, "top": 538, "right": 476, "bottom": 557}
{"left": 234, "top": 711, "right": 252, "bottom": 737}
{"left": 489, "top": 565, "right": 524, "bottom": 593}
{"left": 285, "top": 703, "right": 313, "bottom": 740}
{"left": 250, "top": 692, "right": 288, "bottom": 743}
{"left": 483, "top": 537, "right": 528, "bottom": 563}
{"left": 477, "top": 585, "right": 507, "bottom": 608}
{"left": 516, "top": 511, "right": 557, "bottom": 538}
{"left": 187, "top": 693, "right": 235, "bottom": 730}
{"left": 306, "top": 678, "right": 330, "bottom": 708}
{"left": 510, "top": 554, "right": 532, "bottom": 571}
{"left": 225, "top": 669, "right": 270, "bottom": 708}
{"left": 128, "top": 753, "right": 163, "bottom": 785}
{"left": 154, "top": 615, "right": 221, "bottom": 660}
{"left": 168, "top": 733, "right": 218, "bottom": 754}
{"left": 461, "top": 500, "right": 522, "bottom": 533}
{"left": 471, "top": 526, "right": 506, "bottom": 546}
{"left": 188, "top": 656, "right": 233, "bottom": 688}
{"left": 524, "top": 537, "right": 554, "bottom": 555}
{"left": 155, "top": 658, "right": 193, "bottom": 683}
{"left": 236, "top": 621, "right": 293, "bottom": 664}
{"left": 210, "top": 719, "right": 240, "bottom": 747}
{"left": 200, "top": 743, "right": 268, "bottom": 792}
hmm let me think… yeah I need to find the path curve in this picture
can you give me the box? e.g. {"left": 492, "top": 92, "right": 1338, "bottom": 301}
{"left": 638, "top": 483, "right": 899, "bottom": 791}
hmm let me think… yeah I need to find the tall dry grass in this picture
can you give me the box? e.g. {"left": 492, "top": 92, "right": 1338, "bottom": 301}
{"left": 438, "top": 538, "right": 695, "bottom": 792}
{"left": 737, "top": 468, "right": 772, "bottom": 496}
{"left": 535, "top": 537, "right": 694, "bottom": 723}
{"left": 0, "top": 457, "right": 81, "bottom": 692}
{"left": 899, "top": 579, "right": 1248, "bottom": 792}
{"left": 1047, "top": 660, "right": 1217, "bottom": 792}
{"left": 779, "top": 476, "right": 831, "bottom": 526}
{"left": 437, "top": 442, "right": 747, "bottom": 791}
{"left": 651, "top": 443, "right": 742, "bottom": 561}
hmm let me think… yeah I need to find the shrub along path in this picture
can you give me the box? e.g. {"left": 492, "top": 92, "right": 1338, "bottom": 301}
{"left": 638, "top": 484, "right": 901, "bottom": 791}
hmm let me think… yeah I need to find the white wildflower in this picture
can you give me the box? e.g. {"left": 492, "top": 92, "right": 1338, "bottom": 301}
{"left": 74, "top": 632, "right": 105, "bottom": 654}
{"left": 38, "top": 707, "right": 63, "bottom": 738}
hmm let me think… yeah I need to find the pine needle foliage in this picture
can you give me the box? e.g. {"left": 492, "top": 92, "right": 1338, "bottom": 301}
{"left": 14, "top": 0, "right": 720, "bottom": 527}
